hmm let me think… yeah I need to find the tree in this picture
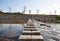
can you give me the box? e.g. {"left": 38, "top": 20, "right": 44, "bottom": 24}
{"left": 0, "top": 9, "right": 3, "bottom": 15}
{"left": 8, "top": 7, "right": 12, "bottom": 13}
{"left": 49, "top": 11, "right": 52, "bottom": 15}
{"left": 22, "top": 6, "right": 26, "bottom": 14}
{"left": 29, "top": 9, "right": 31, "bottom": 14}
{"left": 0, "top": 9, "right": 2, "bottom": 12}
{"left": 54, "top": 10, "right": 56, "bottom": 15}
{"left": 36, "top": 9, "right": 39, "bottom": 14}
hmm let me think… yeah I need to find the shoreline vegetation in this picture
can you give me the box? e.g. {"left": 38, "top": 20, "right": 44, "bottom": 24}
{"left": 0, "top": 12, "right": 60, "bottom": 23}
{"left": 55, "top": 15, "right": 60, "bottom": 23}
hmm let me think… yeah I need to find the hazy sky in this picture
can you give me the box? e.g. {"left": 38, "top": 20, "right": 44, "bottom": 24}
{"left": 0, "top": 0, "right": 60, "bottom": 15}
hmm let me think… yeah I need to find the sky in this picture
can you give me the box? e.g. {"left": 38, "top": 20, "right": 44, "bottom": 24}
{"left": 0, "top": 0, "right": 60, "bottom": 15}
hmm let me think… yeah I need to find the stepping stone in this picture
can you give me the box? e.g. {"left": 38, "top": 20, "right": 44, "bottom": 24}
{"left": 24, "top": 27, "right": 36, "bottom": 28}
{"left": 19, "top": 35, "right": 31, "bottom": 39}
{"left": 24, "top": 28, "right": 37, "bottom": 31}
{"left": 19, "top": 35, "right": 44, "bottom": 41}
{"left": 24, "top": 27, "right": 37, "bottom": 29}
{"left": 23, "top": 31, "right": 40, "bottom": 35}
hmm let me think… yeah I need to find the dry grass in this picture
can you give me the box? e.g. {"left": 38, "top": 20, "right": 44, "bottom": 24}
{"left": 0, "top": 19, "right": 28, "bottom": 24}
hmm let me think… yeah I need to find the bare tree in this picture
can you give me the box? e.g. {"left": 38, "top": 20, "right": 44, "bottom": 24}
{"left": 22, "top": 6, "right": 26, "bottom": 14}
{"left": 8, "top": 7, "right": 12, "bottom": 13}
{"left": 0, "top": 9, "right": 2, "bottom": 12}
{"left": 54, "top": 10, "right": 56, "bottom": 15}
{"left": 29, "top": 9, "right": 31, "bottom": 14}
{"left": 0, "top": 9, "right": 3, "bottom": 15}
{"left": 50, "top": 11, "right": 52, "bottom": 15}
{"left": 36, "top": 9, "right": 39, "bottom": 14}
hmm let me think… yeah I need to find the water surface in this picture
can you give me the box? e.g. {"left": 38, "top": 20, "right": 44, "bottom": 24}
{"left": 0, "top": 24, "right": 24, "bottom": 38}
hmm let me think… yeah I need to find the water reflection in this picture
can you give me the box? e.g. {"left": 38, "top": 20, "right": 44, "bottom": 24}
{"left": 0, "top": 24, "right": 24, "bottom": 41}
{"left": 50, "top": 23, "right": 60, "bottom": 31}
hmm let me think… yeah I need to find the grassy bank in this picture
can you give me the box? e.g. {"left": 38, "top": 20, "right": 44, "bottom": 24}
{"left": 55, "top": 15, "right": 60, "bottom": 23}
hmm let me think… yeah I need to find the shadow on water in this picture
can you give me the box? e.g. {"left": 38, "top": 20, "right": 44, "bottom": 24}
{"left": 0, "top": 24, "right": 24, "bottom": 41}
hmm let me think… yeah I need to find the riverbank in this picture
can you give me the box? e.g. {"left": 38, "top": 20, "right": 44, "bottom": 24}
{"left": 55, "top": 20, "right": 60, "bottom": 23}
{"left": 0, "top": 12, "right": 60, "bottom": 23}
